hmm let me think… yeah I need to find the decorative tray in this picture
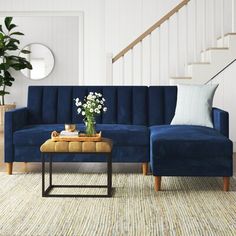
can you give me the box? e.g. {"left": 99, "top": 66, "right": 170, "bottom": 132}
{"left": 51, "top": 131, "right": 102, "bottom": 142}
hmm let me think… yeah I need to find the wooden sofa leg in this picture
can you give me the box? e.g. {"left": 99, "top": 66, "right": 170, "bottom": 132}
{"left": 6, "top": 163, "right": 13, "bottom": 175}
{"left": 154, "top": 176, "right": 161, "bottom": 192}
{"left": 223, "top": 177, "right": 230, "bottom": 191}
{"left": 142, "top": 162, "right": 148, "bottom": 175}
{"left": 24, "top": 162, "right": 27, "bottom": 173}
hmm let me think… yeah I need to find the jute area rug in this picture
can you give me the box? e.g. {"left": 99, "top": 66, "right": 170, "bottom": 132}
{"left": 0, "top": 173, "right": 236, "bottom": 236}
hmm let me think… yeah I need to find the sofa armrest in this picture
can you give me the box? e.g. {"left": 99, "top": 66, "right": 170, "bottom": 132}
{"left": 4, "top": 107, "right": 29, "bottom": 163}
{"left": 212, "top": 107, "right": 229, "bottom": 137}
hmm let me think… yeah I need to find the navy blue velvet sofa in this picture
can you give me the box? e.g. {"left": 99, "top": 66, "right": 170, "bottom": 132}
{"left": 5, "top": 86, "right": 233, "bottom": 191}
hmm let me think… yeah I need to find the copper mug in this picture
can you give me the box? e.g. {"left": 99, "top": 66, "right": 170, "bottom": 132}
{"left": 65, "top": 124, "right": 76, "bottom": 132}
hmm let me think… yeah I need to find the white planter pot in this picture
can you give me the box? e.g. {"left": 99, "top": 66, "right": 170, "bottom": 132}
{"left": 0, "top": 104, "right": 16, "bottom": 132}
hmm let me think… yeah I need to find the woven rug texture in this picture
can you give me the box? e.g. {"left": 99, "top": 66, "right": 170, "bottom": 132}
{"left": 0, "top": 173, "right": 236, "bottom": 236}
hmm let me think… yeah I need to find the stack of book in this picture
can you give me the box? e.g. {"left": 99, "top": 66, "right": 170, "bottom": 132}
{"left": 60, "top": 130, "right": 79, "bottom": 137}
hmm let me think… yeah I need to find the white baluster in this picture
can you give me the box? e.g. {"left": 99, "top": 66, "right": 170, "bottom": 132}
{"left": 122, "top": 56, "right": 125, "bottom": 85}
{"left": 158, "top": 28, "right": 161, "bottom": 85}
{"left": 176, "top": 11, "right": 179, "bottom": 76}
{"left": 149, "top": 34, "right": 152, "bottom": 85}
{"left": 167, "top": 19, "right": 170, "bottom": 79}
{"left": 221, "top": 0, "right": 224, "bottom": 46}
{"left": 131, "top": 48, "right": 134, "bottom": 85}
{"left": 185, "top": 5, "right": 188, "bottom": 69}
{"left": 106, "top": 53, "right": 113, "bottom": 85}
{"left": 212, "top": 0, "right": 215, "bottom": 46}
{"left": 202, "top": 0, "right": 206, "bottom": 61}
{"left": 194, "top": 0, "right": 197, "bottom": 62}
{"left": 232, "top": 0, "right": 235, "bottom": 32}
{"left": 140, "top": 41, "right": 143, "bottom": 85}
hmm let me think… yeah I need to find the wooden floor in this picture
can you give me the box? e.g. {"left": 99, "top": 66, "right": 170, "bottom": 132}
{"left": 0, "top": 131, "right": 235, "bottom": 175}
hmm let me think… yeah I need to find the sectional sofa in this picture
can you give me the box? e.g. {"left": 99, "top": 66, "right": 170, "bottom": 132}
{"left": 5, "top": 86, "right": 233, "bottom": 191}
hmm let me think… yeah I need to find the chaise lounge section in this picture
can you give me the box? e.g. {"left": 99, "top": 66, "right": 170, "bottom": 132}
{"left": 148, "top": 86, "right": 233, "bottom": 191}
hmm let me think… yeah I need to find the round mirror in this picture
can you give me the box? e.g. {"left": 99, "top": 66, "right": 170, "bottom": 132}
{"left": 19, "top": 44, "right": 54, "bottom": 80}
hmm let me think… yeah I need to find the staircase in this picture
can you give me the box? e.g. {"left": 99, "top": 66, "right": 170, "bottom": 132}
{"left": 107, "top": 0, "right": 236, "bottom": 86}
{"left": 171, "top": 33, "right": 236, "bottom": 85}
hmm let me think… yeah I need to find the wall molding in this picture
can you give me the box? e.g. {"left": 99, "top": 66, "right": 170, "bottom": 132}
{"left": 0, "top": 11, "right": 84, "bottom": 85}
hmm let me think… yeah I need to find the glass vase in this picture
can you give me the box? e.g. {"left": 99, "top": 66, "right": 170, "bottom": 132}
{"left": 85, "top": 117, "right": 96, "bottom": 136}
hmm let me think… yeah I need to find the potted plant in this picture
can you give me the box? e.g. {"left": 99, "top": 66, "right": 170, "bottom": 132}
{"left": 0, "top": 17, "right": 32, "bottom": 131}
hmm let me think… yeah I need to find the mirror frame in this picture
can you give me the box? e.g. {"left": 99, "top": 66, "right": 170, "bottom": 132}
{"left": 19, "top": 43, "right": 55, "bottom": 80}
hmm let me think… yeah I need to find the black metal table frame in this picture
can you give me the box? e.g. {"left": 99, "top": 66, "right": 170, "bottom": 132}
{"left": 41, "top": 152, "right": 112, "bottom": 198}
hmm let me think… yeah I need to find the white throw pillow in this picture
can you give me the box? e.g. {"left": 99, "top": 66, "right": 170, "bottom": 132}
{"left": 171, "top": 84, "right": 218, "bottom": 128}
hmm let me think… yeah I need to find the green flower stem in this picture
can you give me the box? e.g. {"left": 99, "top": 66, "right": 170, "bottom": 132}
{"left": 85, "top": 116, "right": 96, "bottom": 136}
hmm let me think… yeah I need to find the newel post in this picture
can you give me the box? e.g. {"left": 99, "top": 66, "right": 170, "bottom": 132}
{"left": 106, "top": 53, "right": 113, "bottom": 85}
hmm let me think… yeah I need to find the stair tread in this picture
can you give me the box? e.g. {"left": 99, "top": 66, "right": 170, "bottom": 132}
{"left": 201, "top": 47, "right": 229, "bottom": 53}
{"left": 217, "top": 32, "right": 236, "bottom": 40}
{"left": 206, "top": 47, "right": 229, "bottom": 51}
{"left": 171, "top": 76, "right": 192, "bottom": 79}
{"left": 188, "top": 62, "right": 210, "bottom": 65}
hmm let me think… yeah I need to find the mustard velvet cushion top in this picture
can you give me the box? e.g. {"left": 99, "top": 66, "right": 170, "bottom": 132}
{"left": 40, "top": 138, "right": 113, "bottom": 153}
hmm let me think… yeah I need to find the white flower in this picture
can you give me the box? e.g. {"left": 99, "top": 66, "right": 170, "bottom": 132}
{"left": 78, "top": 101, "right": 82, "bottom": 106}
{"left": 75, "top": 98, "right": 80, "bottom": 106}
{"left": 83, "top": 104, "right": 87, "bottom": 108}
{"left": 77, "top": 108, "right": 81, "bottom": 114}
{"left": 98, "top": 105, "right": 102, "bottom": 109}
{"left": 100, "top": 101, "right": 104, "bottom": 105}
{"left": 103, "top": 107, "right": 107, "bottom": 112}
{"left": 82, "top": 111, "right": 85, "bottom": 116}
{"left": 87, "top": 104, "right": 91, "bottom": 108}
{"left": 102, "top": 98, "right": 105, "bottom": 101}
{"left": 89, "top": 92, "right": 94, "bottom": 95}
{"left": 90, "top": 108, "right": 93, "bottom": 113}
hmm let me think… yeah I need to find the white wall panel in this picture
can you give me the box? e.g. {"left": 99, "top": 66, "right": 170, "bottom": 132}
{"left": 0, "top": 16, "right": 80, "bottom": 107}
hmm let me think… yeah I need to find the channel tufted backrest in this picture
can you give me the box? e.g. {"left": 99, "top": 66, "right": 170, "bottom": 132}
{"left": 27, "top": 86, "right": 149, "bottom": 125}
{"left": 148, "top": 86, "right": 177, "bottom": 125}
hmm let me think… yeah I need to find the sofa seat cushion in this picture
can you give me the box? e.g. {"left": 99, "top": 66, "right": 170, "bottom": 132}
{"left": 150, "top": 125, "right": 233, "bottom": 176}
{"left": 14, "top": 124, "right": 149, "bottom": 146}
{"left": 150, "top": 125, "right": 232, "bottom": 157}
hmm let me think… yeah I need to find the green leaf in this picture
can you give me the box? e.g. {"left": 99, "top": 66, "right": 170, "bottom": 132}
{"left": 21, "top": 60, "right": 32, "bottom": 69}
{"left": 5, "top": 43, "right": 18, "bottom": 51}
{"left": 9, "top": 38, "right": 20, "bottom": 45}
{"left": 10, "top": 63, "right": 25, "bottom": 70}
{"left": 4, "top": 71, "right": 11, "bottom": 78}
{"left": 4, "top": 17, "right": 13, "bottom": 31}
{"left": 10, "top": 32, "right": 24, "bottom": 36}
{"left": 4, "top": 81, "right": 12, "bottom": 86}
{"left": 0, "top": 63, "right": 10, "bottom": 70}
{"left": 21, "top": 49, "right": 31, "bottom": 54}
{"left": 0, "top": 91, "right": 10, "bottom": 96}
{"left": 8, "top": 24, "right": 17, "bottom": 31}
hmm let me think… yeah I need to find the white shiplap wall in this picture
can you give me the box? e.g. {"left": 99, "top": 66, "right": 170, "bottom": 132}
{"left": 0, "top": 0, "right": 190, "bottom": 107}
{"left": 0, "top": 0, "right": 107, "bottom": 107}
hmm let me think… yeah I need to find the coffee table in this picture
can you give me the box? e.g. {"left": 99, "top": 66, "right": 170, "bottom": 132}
{"left": 40, "top": 138, "right": 113, "bottom": 198}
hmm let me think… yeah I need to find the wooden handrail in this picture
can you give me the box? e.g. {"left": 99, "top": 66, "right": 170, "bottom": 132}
{"left": 112, "top": 0, "right": 190, "bottom": 63}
